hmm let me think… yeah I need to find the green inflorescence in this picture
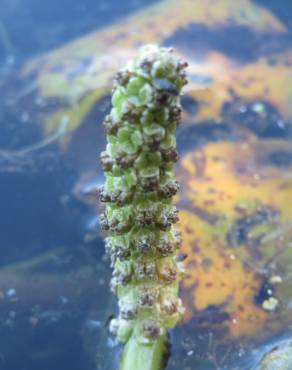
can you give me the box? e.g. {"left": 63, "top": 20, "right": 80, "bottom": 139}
{"left": 99, "top": 45, "right": 187, "bottom": 349}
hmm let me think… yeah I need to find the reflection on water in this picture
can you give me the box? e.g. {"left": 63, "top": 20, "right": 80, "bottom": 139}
{"left": 1, "top": 0, "right": 292, "bottom": 369}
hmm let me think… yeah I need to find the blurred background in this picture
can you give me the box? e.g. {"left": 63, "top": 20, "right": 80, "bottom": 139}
{"left": 0, "top": 0, "right": 160, "bottom": 63}
{"left": 0, "top": 0, "right": 292, "bottom": 369}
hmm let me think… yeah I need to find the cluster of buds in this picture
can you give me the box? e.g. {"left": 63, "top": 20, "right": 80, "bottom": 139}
{"left": 99, "top": 45, "right": 187, "bottom": 343}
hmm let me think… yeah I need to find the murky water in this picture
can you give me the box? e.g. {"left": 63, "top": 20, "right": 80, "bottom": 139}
{"left": 0, "top": 1, "right": 292, "bottom": 370}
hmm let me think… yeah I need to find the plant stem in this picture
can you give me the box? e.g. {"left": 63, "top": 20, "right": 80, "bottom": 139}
{"left": 120, "top": 333, "right": 166, "bottom": 370}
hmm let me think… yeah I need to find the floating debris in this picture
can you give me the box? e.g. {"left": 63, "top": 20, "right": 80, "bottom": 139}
{"left": 262, "top": 297, "right": 279, "bottom": 312}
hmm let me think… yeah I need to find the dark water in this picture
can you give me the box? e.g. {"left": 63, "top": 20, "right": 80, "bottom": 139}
{"left": 0, "top": 0, "right": 292, "bottom": 370}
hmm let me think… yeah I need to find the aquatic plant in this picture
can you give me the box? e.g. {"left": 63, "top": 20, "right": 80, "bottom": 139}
{"left": 99, "top": 45, "right": 187, "bottom": 370}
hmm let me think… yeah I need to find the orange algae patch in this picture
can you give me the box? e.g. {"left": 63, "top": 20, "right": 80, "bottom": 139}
{"left": 179, "top": 210, "right": 268, "bottom": 338}
{"left": 178, "top": 139, "right": 292, "bottom": 220}
{"left": 176, "top": 139, "right": 292, "bottom": 338}
{"left": 184, "top": 50, "right": 292, "bottom": 124}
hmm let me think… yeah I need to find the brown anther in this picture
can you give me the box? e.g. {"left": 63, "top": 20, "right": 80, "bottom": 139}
{"left": 136, "top": 261, "right": 155, "bottom": 280}
{"left": 107, "top": 214, "right": 131, "bottom": 234}
{"left": 161, "top": 299, "right": 178, "bottom": 315}
{"left": 124, "top": 111, "right": 142, "bottom": 123}
{"left": 116, "top": 247, "right": 131, "bottom": 260}
{"left": 103, "top": 188, "right": 134, "bottom": 205}
{"left": 158, "top": 179, "right": 180, "bottom": 198}
{"left": 179, "top": 70, "right": 188, "bottom": 86}
{"left": 140, "top": 177, "right": 158, "bottom": 192}
{"left": 156, "top": 206, "right": 179, "bottom": 230}
{"left": 136, "top": 209, "right": 154, "bottom": 226}
{"left": 160, "top": 267, "right": 177, "bottom": 283}
{"left": 143, "top": 322, "right": 161, "bottom": 339}
{"left": 121, "top": 104, "right": 143, "bottom": 123}
{"left": 100, "top": 151, "right": 115, "bottom": 171}
{"left": 116, "top": 153, "right": 138, "bottom": 168}
{"left": 103, "top": 115, "right": 120, "bottom": 134}
{"left": 155, "top": 91, "right": 171, "bottom": 106}
{"left": 169, "top": 106, "right": 182, "bottom": 125}
{"left": 177, "top": 61, "right": 188, "bottom": 70}
{"left": 162, "top": 147, "right": 179, "bottom": 162}
{"left": 114, "top": 70, "right": 131, "bottom": 86}
{"left": 156, "top": 239, "right": 173, "bottom": 257}
{"left": 99, "top": 213, "right": 109, "bottom": 230}
{"left": 120, "top": 307, "right": 137, "bottom": 320}
{"left": 99, "top": 186, "right": 110, "bottom": 203}
{"left": 112, "top": 221, "right": 131, "bottom": 235}
{"left": 139, "top": 291, "right": 155, "bottom": 307}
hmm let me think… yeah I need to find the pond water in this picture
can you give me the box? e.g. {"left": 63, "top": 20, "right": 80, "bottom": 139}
{"left": 0, "top": 1, "right": 292, "bottom": 370}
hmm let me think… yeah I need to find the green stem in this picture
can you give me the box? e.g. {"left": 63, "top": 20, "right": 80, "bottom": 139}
{"left": 120, "top": 333, "right": 166, "bottom": 370}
